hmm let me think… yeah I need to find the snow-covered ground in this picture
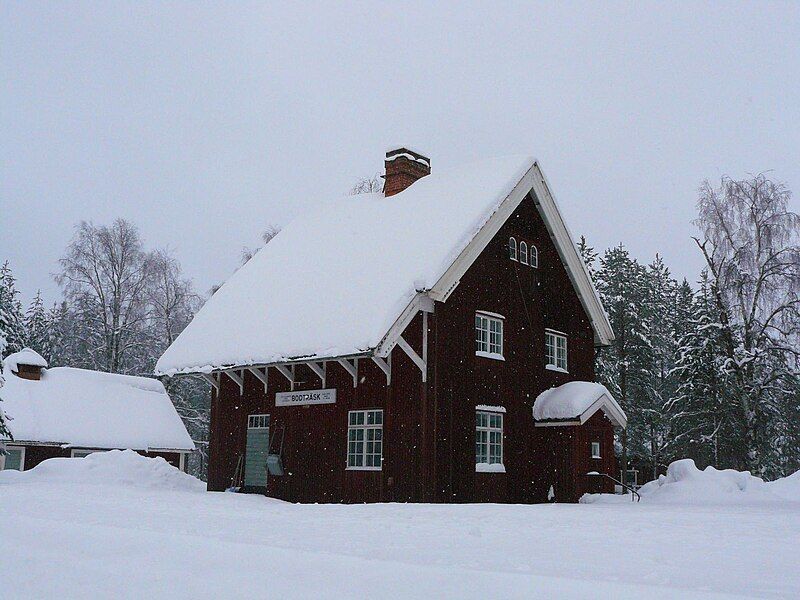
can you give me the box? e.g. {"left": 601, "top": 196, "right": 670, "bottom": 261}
{"left": 2, "top": 452, "right": 799, "bottom": 599}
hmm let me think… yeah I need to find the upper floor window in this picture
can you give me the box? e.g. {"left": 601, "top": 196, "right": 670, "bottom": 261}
{"left": 545, "top": 329, "right": 568, "bottom": 372}
{"left": 475, "top": 410, "right": 504, "bottom": 470}
{"left": 475, "top": 312, "right": 504, "bottom": 359}
{"left": 529, "top": 245, "right": 538, "bottom": 268}
{"left": 519, "top": 241, "right": 528, "bottom": 265}
{"left": 508, "top": 237, "right": 517, "bottom": 261}
{"left": 347, "top": 409, "right": 383, "bottom": 470}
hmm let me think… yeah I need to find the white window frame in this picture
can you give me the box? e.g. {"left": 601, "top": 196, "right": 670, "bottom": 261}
{"left": 545, "top": 329, "right": 568, "bottom": 372}
{"left": 475, "top": 410, "right": 504, "bottom": 472}
{"left": 248, "top": 414, "right": 270, "bottom": 429}
{"left": 1, "top": 445, "right": 25, "bottom": 471}
{"left": 529, "top": 245, "right": 538, "bottom": 268}
{"left": 508, "top": 237, "right": 517, "bottom": 261}
{"left": 591, "top": 441, "right": 601, "bottom": 459}
{"left": 346, "top": 409, "right": 383, "bottom": 471}
{"left": 475, "top": 312, "right": 504, "bottom": 360}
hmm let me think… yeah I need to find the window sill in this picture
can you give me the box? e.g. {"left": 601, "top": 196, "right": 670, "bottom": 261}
{"left": 476, "top": 351, "right": 505, "bottom": 361}
{"left": 475, "top": 463, "right": 506, "bottom": 473}
{"left": 591, "top": 456, "right": 602, "bottom": 460}
{"left": 545, "top": 364, "right": 568, "bottom": 373}
{"left": 345, "top": 466, "right": 382, "bottom": 472}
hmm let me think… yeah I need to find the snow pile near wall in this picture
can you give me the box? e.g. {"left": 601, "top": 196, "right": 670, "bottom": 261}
{"left": 768, "top": 470, "right": 800, "bottom": 501}
{"left": 583, "top": 459, "right": 800, "bottom": 505}
{"left": 0, "top": 449, "right": 205, "bottom": 492}
{"left": 636, "top": 459, "right": 775, "bottom": 504}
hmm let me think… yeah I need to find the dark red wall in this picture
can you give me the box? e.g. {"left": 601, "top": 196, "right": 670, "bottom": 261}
{"left": 207, "top": 191, "right": 617, "bottom": 503}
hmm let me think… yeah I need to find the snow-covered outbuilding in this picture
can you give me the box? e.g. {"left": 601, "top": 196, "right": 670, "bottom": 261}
{"left": 157, "top": 148, "right": 626, "bottom": 503}
{"left": 0, "top": 349, "right": 194, "bottom": 472}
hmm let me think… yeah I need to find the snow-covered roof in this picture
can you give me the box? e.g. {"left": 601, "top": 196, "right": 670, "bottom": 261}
{"left": 0, "top": 364, "right": 194, "bottom": 451}
{"left": 533, "top": 381, "right": 627, "bottom": 428}
{"left": 5, "top": 348, "right": 48, "bottom": 371}
{"left": 156, "top": 155, "right": 614, "bottom": 375}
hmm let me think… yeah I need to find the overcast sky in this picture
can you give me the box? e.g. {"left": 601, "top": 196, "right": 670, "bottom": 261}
{"left": 2, "top": 2, "right": 799, "bottom": 305}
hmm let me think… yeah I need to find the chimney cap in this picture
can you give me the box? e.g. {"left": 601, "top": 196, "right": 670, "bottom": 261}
{"left": 385, "top": 147, "right": 430, "bottom": 167}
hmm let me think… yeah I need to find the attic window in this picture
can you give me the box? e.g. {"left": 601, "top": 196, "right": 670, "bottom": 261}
{"left": 529, "top": 245, "right": 538, "bottom": 268}
{"left": 508, "top": 237, "right": 517, "bottom": 261}
{"left": 519, "top": 242, "right": 528, "bottom": 265}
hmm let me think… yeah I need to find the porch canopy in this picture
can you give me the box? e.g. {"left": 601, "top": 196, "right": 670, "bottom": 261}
{"left": 533, "top": 381, "right": 627, "bottom": 428}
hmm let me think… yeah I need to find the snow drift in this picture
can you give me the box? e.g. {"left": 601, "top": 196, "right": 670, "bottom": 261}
{"left": 0, "top": 449, "right": 205, "bottom": 492}
{"left": 584, "top": 458, "right": 800, "bottom": 505}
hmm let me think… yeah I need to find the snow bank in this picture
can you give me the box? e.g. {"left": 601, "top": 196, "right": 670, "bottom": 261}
{"left": 768, "top": 469, "right": 800, "bottom": 501}
{"left": 636, "top": 459, "right": 775, "bottom": 504}
{"left": 0, "top": 449, "right": 205, "bottom": 492}
{"left": 585, "top": 459, "right": 800, "bottom": 505}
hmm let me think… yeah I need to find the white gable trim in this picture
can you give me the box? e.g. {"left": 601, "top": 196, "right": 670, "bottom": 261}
{"left": 427, "top": 161, "right": 614, "bottom": 346}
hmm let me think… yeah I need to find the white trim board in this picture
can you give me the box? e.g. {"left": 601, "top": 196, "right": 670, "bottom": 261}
{"left": 427, "top": 161, "right": 613, "bottom": 347}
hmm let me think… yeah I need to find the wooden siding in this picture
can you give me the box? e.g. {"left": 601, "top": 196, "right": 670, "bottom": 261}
{"left": 207, "top": 191, "right": 618, "bottom": 503}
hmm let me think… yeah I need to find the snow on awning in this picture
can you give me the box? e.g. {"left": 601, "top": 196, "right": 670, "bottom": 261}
{"left": 533, "top": 381, "right": 627, "bottom": 428}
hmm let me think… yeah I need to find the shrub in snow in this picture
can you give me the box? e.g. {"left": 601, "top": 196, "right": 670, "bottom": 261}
{"left": 0, "top": 449, "right": 205, "bottom": 492}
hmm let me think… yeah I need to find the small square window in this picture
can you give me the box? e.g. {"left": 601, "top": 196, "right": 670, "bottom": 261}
{"left": 591, "top": 442, "right": 601, "bottom": 459}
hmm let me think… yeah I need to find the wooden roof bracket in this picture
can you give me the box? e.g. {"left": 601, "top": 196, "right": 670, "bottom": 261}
{"left": 199, "top": 372, "right": 219, "bottom": 392}
{"left": 337, "top": 358, "right": 358, "bottom": 387}
{"left": 247, "top": 366, "right": 269, "bottom": 394}
{"left": 371, "top": 354, "right": 391, "bottom": 386}
{"left": 224, "top": 369, "right": 244, "bottom": 395}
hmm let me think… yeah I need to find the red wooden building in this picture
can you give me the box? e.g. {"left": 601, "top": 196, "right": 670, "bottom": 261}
{"left": 0, "top": 349, "right": 194, "bottom": 472}
{"left": 157, "top": 149, "right": 626, "bottom": 503}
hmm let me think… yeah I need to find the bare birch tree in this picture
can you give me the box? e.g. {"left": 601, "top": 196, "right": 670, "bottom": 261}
{"left": 693, "top": 174, "right": 800, "bottom": 475}
{"left": 56, "top": 219, "right": 155, "bottom": 373}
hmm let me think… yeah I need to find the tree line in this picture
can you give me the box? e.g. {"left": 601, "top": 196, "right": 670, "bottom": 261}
{"left": 587, "top": 174, "right": 800, "bottom": 481}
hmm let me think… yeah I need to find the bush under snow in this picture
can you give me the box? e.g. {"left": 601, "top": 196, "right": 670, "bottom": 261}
{"left": 0, "top": 449, "right": 205, "bottom": 492}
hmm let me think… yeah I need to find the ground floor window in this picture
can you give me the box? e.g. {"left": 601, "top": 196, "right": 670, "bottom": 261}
{"left": 347, "top": 409, "right": 383, "bottom": 470}
{"left": 475, "top": 410, "right": 503, "bottom": 470}
{"left": 1, "top": 446, "right": 25, "bottom": 471}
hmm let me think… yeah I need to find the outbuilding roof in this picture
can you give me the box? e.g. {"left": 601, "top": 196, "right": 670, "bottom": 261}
{"left": 1, "top": 356, "right": 194, "bottom": 452}
{"left": 156, "top": 155, "right": 614, "bottom": 376}
{"left": 533, "top": 381, "right": 627, "bottom": 428}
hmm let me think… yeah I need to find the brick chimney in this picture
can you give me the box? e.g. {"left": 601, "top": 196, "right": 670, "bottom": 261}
{"left": 383, "top": 147, "right": 431, "bottom": 197}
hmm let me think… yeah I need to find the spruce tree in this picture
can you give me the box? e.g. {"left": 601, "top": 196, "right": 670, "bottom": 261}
{"left": 0, "top": 261, "right": 25, "bottom": 356}
{"left": 24, "top": 290, "right": 51, "bottom": 361}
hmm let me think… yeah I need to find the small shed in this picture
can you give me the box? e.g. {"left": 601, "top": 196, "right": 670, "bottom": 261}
{"left": 533, "top": 381, "right": 626, "bottom": 501}
{"left": 0, "top": 349, "right": 194, "bottom": 472}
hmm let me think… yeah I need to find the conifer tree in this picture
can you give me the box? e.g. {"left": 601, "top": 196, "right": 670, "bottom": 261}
{"left": 0, "top": 261, "right": 26, "bottom": 356}
{"left": 24, "top": 290, "right": 51, "bottom": 361}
